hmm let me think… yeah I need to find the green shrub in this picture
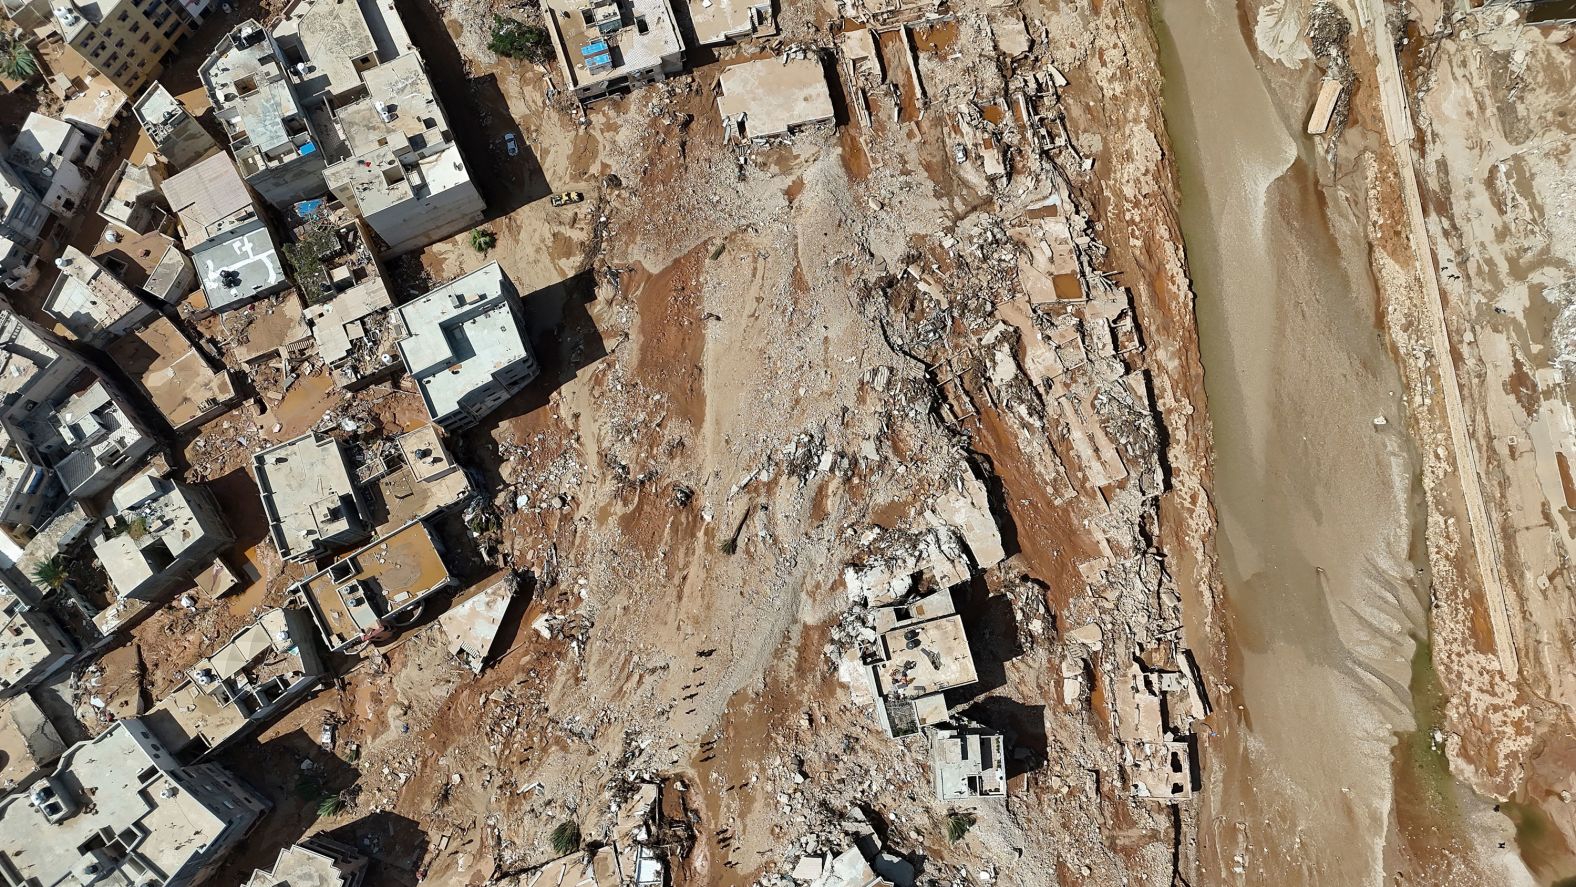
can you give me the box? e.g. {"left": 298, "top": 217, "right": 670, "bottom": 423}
{"left": 549, "top": 820, "right": 581, "bottom": 856}
{"left": 946, "top": 811, "right": 976, "bottom": 843}
{"left": 469, "top": 228, "right": 497, "bottom": 253}
{"left": 490, "top": 16, "right": 551, "bottom": 62}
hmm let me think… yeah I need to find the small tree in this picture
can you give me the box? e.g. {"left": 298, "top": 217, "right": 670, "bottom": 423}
{"left": 946, "top": 811, "right": 975, "bottom": 843}
{"left": 490, "top": 16, "right": 551, "bottom": 62}
{"left": 126, "top": 517, "right": 149, "bottom": 540}
{"left": 0, "top": 39, "right": 38, "bottom": 81}
{"left": 31, "top": 556, "right": 67, "bottom": 591}
{"left": 549, "top": 820, "right": 581, "bottom": 856}
{"left": 469, "top": 228, "right": 497, "bottom": 253}
{"left": 316, "top": 792, "right": 347, "bottom": 817}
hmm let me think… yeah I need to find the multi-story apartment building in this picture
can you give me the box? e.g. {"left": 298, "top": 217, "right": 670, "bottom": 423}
{"left": 91, "top": 468, "right": 233, "bottom": 602}
{"left": 0, "top": 717, "right": 266, "bottom": 887}
{"left": 44, "top": 0, "right": 199, "bottom": 96}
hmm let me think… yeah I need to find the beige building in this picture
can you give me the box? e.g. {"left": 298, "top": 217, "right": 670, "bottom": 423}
{"left": 246, "top": 837, "right": 369, "bottom": 887}
{"left": 133, "top": 83, "right": 220, "bottom": 170}
{"left": 0, "top": 590, "right": 75, "bottom": 698}
{"left": 0, "top": 718, "right": 265, "bottom": 887}
{"left": 292, "top": 520, "right": 454, "bottom": 653}
{"left": 544, "top": 0, "right": 685, "bottom": 102}
{"left": 200, "top": 21, "right": 329, "bottom": 208}
{"left": 717, "top": 57, "right": 834, "bottom": 140}
{"left": 253, "top": 431, "right": 368, "bottom": 563}
{"left": 97, "top": 155, "right": 167, "bottom": 233}
{"left": 144, "top": 607, "right": 325, "bottom": 758}
{"left": 91, "top": 468, "right": 233, "bottom": 602}
{"left": 43, "top": 246, "right": 158, "bottom": 346}
{"left": 44, "top": 0, "right": 199, "bottom": 96}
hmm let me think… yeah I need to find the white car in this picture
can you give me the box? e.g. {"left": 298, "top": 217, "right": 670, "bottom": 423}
{"left": 504, "top": 133, "right": 519, "bottom": 157}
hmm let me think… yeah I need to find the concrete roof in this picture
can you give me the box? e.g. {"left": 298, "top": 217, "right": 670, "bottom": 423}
{"left": 253, "top": 431, "right": 362, "bottom": 562}
{"left": 0, "top": 312, "right": 79, "bottom": 411}
{"left": 43, "top": 246, "right": 149, "bottom": 343}
{"left": 544, "top": 0, "right": 683, "bottom": 91}
{"left": 718, "top": 57, "right": 834, "bottom": 138}
{"left": 93, "top": 470, "right": 224, "bottom": 598}
{"left": 0, "top": 718, "right": 244, "bottom": 886}
{"left": 0, "top": 606, "right": 66, "bottom": 690}
{"left": 146, "top": 608, "right": 317, "bottom": 754}
{"left": 0, "top": 693, "right": 64, "bottom": 788}
{"left": 190, "top": 218, "right": 286, "bottom": 310}
{"left": 686, "top": 0, "right": 771, "bottom": 45}
{"left": 397, "top": 262, "right": 530, "bottom": 421}
{"left": 246, "top": 839, "right": 365, "bottom": 887}
{"left": 107, "top": 316, "right": 238, "bottom": 432}
{"left": 97, "top": 158, "right": 162, "bottom": 231}
{"left": 273, "top": 0, "right": 414, "bottom": 104}
{"left": 295, "top": 520, "right": 451, "bottom": 650}
{"left": 930, "top": 728, "right": 1006, "bottom": 800}
{"left": 162, "top": 152, "right": 256, "bottom": 243}
{"left": 304, "top": 276, "right": 393, "bottom": 364}
{"left": 871, "top": 613, "right": 977, "bottom": 699}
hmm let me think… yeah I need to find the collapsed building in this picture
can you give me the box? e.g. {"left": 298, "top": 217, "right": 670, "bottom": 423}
{"left": 860, "top": 587, "right": 978, "bottom": 738}
{"left": 144, "top": 607, "right": 327, "bottom": 759}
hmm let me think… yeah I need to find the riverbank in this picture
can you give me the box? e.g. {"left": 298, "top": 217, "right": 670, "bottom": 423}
{"left": 1152, "top": 0, "right": 1439, "bottom": 882}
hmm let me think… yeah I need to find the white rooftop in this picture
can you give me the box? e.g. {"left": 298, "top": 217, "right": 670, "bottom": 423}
{"left": 397, "top": 262, "right": 530, "bottom": 422}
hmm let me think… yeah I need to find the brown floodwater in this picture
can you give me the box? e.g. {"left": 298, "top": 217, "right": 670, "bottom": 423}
{"left": 1153, "top": 0, "right": 1431, "bottom": 882}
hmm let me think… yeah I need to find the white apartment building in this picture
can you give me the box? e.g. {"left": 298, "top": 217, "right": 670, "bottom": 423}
{"left": 397, "top": 261, "right": 539, "bottom": 429}
{"left": 0, "top": 590, "right": 75, "bottom": 698}
{"left": 5, "top": 113, "right": 100, "bottom": 219}
{"left": 253, "top": 431, "right": 368, "bottom": 563}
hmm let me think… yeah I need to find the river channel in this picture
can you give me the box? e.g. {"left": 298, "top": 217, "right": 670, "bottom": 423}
{"left": 1152, "top": 0, "right": 1429, "bottom": 882}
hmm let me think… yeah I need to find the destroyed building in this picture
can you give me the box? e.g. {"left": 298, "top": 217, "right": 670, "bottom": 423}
{"left": 200, "top": 21, "right": 329, "bottom": 208}
{"left": 1115, "top": 657, "right": 1202, "bottom": 803}
{"left": 144, "top": 607, "right": 327, "bottom": 759}
{"left": 133, "top": 83, "right": 221, "bottom": 171}
{"left": 397, "top": 261, "right": 540, "bottom": 429}
{"left": 97, "top": 156, "right": 168, "bottom": 234}
{"left": 0, "top": 589, "right": 75, "bottom": 698}
{"left": 254, "top": 431, "right": 369, "bottom": 563}
{"left": 928, "top": 727, "right": 1006, "bottom": 802}
{"left": 0, "top": 717, "right": 266, "bottom": 887}
{"left": 5, "top": 112, "right": 99, "bottom": 221}
{"left": 861, "top": 587, "right": 978, "bottom": 738}
{"left": 90, "top": 468, "right": 233, "bottom": 603}
{"left": 291, "top": 520, "right": 454, "bottom": 653}
{"left": 718, "top": 56, "right": 835, "bottom": 140}
{"left": 543, "top": 0, "right": 686, "bottom": 103}
{"left": 244, "top": 837, "right": 369, "bottom": 887}
{"left": 294, "top": 206, "right": 405, "bottom": 388}
{"left": 160, "top": 152, "right": 289, "bottom": 312}
{"left": 42, "top": 246, "right": 158, "bottom": 346}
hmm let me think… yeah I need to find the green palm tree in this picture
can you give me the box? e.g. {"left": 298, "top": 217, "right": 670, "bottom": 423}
{"left": 549, "top": 820, "right": 580, "bottom": 856}
{"left": 316, "top": 792, "right": 346, "bottom": 817}
{"left": 0, "top": 40, "right": 38, "bottom": 82}
{"left": 31, "top": 556, "right": 67, "bottom": 591}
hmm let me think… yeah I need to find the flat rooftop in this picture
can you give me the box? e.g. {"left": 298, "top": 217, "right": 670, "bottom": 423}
{"left": 97, "top": 158, "right": 162, "bottom": 230}
{"left": 686, "top": 0, "right": 772, "bottom": 45}
{"left": 162, "top": 152, "right": 256, "bottom": 244}
{"left": 397, "top": 262, "right": 530, "bottom": 421}
{"left": 295, "top": 520, "right": 450, "bottom": 650}
{"left": 0, "top": 607, "right": 64, "bottom": 690}
{"left": 44, "top": 246, "right": 149, "bottom": 342}
{"left": 107, "top": 316, "right": 238, "bottom": 431}
{"left": 273, "top": 0, "right": 414, "bottom": 102}
{"left": 91, "top": 228, "right": 186, "bottom": 297}
{"left": 0, "top": 719, "right": 238, "bottom": 886}
{"left": 717, "top": 57, "right": 834, "bottom": 138}
{"left": 191, "top": 219, "right": 285, "bottom": 310}
{"left": 872, "top": 614, "right": 977, "bottom": 700}
{"left": 544, "top": 0, "right": 683, "bottom": 90}
{"left": 253, "top": 431, "right": 362, "bottom": 561}
{"left": 0, "top": 694, "right": 63, "bottom": 788}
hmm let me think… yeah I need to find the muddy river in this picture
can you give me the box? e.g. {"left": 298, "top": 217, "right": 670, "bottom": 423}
{"left": 1153, "top": 0, "right": 1430, "bottom": 882}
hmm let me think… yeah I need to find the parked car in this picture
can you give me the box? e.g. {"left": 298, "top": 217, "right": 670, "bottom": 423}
{"left": 549, "top": 191, "right": 585, "bottom": 207}
{"left": 503, "top": 133, "right": 519, "bottom": 156}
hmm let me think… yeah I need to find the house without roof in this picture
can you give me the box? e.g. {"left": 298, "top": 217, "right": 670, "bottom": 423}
{"left": 396, "top": 261, "right": 539, "bottom": 430}
{"left": 144, "top": 607, "right": 326, "bottom": 759}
